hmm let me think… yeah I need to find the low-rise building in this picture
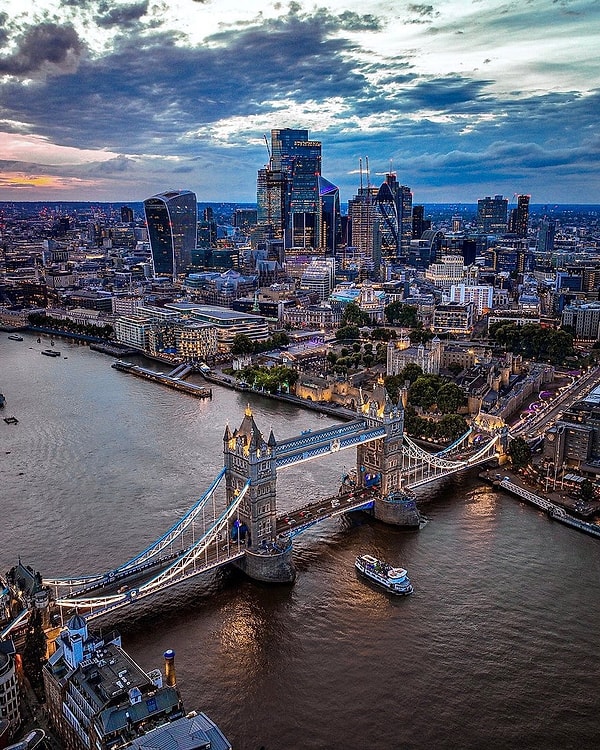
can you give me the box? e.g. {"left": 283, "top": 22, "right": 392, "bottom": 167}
{"left": 432, "top": 302, "right": 474, "bottom": 335}
{"left": 43, "top": 615, "right": 230, "bottom": 750}
{"left": 0, "top": 640, "right": 21, "bottom": 739}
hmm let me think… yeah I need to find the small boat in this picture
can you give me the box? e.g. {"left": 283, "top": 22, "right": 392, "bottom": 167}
{"left": 0, "top": 393, "right": 5, "bottom": 408}
{"left": 3, "top": 416, "right": 18, "bottom": 425}
{"left": 7, "top": 334, "right": 24, "bottom": 341}
{"left": 41, "top": 349, "right": 61, "bottom": 357}
{"left": 355, "top": 554, "right": 413, "bottom": 595}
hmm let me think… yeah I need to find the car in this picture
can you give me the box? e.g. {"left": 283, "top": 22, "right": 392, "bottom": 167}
{"left": 331, "top": 499, "right": 340, "bottom": 507}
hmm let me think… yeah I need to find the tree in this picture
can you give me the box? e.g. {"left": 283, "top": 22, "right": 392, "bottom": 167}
{"left": 436, "top": 382, "right": 465, "bottom": 414}
{"left": 408, "top": 325, "right": 434, "bottom": 345}
{"left": 399, "top": 363, "right": 423, "bottom": 384}
{"left": 341, "top": 302, "right": 370, "bottom": 328}
{"left": 508, "top": 437, "right": 532, "bottom": 469}
{"left": 230, "top": 333, "right": 255, "bottom": 355}
{"left": 446, "top": 362, "right": 464, "bottom": 377}
{"left": 384, "top": 302, "right": 418, "bottom": 327}
{"left": 335, "top": 325, "right": 360, "bottom": 341}
{"left": 435, "top": 414, "right": 469, "bottom": 442}
{"left": 580, "top": 479, "right": 594, "bottom": 502}
{"left": 408, "top": 376, "right": 439, "bottom": 410}
{"left": 22, "top": 607, "right": 47, "bottom": 698}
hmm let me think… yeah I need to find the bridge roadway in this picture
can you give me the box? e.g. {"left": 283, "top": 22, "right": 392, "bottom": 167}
{"left": 275, "top": 487, "right": 379, "bottom": 536}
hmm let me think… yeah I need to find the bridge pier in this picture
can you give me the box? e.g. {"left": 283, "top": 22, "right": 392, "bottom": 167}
{"left": 372, "top": 491, "right": 421, "bottom": 528}
{"left": 234, "top": 540, "right": 296, "bottom": 584}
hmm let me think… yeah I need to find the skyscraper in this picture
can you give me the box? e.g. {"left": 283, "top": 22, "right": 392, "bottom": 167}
{"left": 477, "top": 195, "right": 508, "bottom": 234}
{"left": 256, "top": 128, "right": 339, "bottom": 252}
{"left": 144, "top": 190, "right": 197, "bottom": 280}
{"left": 515, "top": 194, "right": 530, "bottom": 238}
{"left": 374, "top": 173, "right": 412, "bottom": 259}
{"left": 347, "top": 185, "right": 381, "bottom": 275}
{"left": 538, "top": 218, "right": 556, "bottom": 256}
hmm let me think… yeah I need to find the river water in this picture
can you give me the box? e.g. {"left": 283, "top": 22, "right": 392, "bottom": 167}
{"left": 1, "top": 333, "right": 600, "bottom": 750}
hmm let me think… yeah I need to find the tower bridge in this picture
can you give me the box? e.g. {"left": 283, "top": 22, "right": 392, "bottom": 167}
{"left": 2, "top": 381, "right": 506, "bottom": 632}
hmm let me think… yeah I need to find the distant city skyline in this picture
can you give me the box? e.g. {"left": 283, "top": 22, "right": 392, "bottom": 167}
{"left": 0, "top": 1, "right": 598, "bottom": 204}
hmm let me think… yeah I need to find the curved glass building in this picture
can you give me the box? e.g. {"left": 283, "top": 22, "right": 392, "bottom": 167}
{"left": 144, "top": 190, "right": 197, "bottom": 279}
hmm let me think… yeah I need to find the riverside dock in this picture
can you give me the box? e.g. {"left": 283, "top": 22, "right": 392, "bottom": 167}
{"left": 111, "top": 360, "right": 212, "bottom": 399}
{"left": 481, "top": 470, "right": 600, "bottom": 540}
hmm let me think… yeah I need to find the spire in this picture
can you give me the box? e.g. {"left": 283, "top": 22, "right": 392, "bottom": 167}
{"left": 223, "top": 424, "right": 232, "bottom": 441}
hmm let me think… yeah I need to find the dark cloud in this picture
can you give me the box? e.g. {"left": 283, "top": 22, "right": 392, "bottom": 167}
{"left": 0, "top": 22, "right": 83, "bottom": 76}
{"left": 402, "top": 75, "right": 494, "bottom": 110}
{"left": 0, "top": 10, "right": 383, "bottom": 153}
{"left": 94, "top": 1, "right": 150, "bottom": 28}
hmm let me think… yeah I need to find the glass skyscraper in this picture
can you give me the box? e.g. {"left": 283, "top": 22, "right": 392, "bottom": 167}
{"left": 477, "top": 195, "right": 508, "bottom": 234}
{"left": 257, "top": 128, "right": 339, "bottom": 252}
{"left": 144, "top": 190, "right": 197, "bottom": 279}
{"left": 375, "top": 173, "right": 412, "bottom": 260}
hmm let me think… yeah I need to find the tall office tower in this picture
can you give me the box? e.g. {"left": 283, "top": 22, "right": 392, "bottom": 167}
{"left": 121, "top": 205, "right": 134, "bottom": 223}
{"left": 319, "top": 176, "right": 341, "bottom": 253}
{"left": 538, "top": 218, "right": 556, "bottom": 256}
{"left": 375, "top": 173, "right": 412, "bottom": 259}
{"left": 348, "top": 186, "right": 381, "bottom": 272}
{"left": 452, "top": 215, "right": 463, "bottom": 232}
{"left": 233, "top": 208, "right": 258, "bottom": 233}
{"left": 515, "top": 194, "right": 530, "bottom": 237}
{"left": 477, "top": 195, "right": 508, "bottom": 233}
{"left": 257, "top": 166, "right": 285, "bottom": 240}
{"left": 197, "top": 207, "right": 217, "bottom": 248}
{"left": 144, "top": 190, "right": 197, "bottom": 280}
{"left": 257, "top": 128, "right": 339, "bottom": 252}
{"left": 412, "top": 205, "right": 425, "bottom": 239}
{"left": 284, "top": 135, "right": 322, "bottom": 248}
{"left": 375, "top": 173, "right": 400, "bottom": 256}
{"left": 399, "top": 184, "right": 413, "bottom": 256}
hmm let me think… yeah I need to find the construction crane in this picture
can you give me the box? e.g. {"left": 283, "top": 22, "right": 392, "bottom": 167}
{"left": 263, "top": 134, "right": 271, "bottom": 160}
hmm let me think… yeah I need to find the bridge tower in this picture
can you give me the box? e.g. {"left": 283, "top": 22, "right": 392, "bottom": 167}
{"left": 356, "top": 378, "right": 421, "bottom": 527}
{"left": 223, "top": 406, "right": 295, "bottom": 583}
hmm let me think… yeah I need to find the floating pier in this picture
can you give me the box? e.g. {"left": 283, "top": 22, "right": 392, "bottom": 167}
{"left": 111, "top": 360, "right": 212, "bottom": 399}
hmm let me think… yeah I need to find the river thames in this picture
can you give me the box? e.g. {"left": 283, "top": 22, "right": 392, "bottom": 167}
{"left": 1, "top": 333, "right": 600, "bottom": 750}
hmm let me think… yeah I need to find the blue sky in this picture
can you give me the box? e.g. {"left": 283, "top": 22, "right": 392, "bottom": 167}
{"left": 0, "top": 0, "right": 598, "bottom": 204}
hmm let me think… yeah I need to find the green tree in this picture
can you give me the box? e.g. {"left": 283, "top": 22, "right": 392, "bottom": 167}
{"left": 436, "top": 382, "right": 465, "bottom": 414}
{"left": 384, "top": 302, "right": 418, "bottom": 327}
{"left": 371, "top": 327, "right": 396, "bottom": 341}
{"left": 435, "top": 414, "right": 469, "bottom": 442}
{"left": 335, "top": 325, "right": 360, "bottom": 341}
{"left": 341, "top": 302, "right": 370, "bottom": 328}
{"left": 408, "top": 376, "right": 439, "bottom": 410}
{"left": 408, "top": 325, "right": 434, "bottom": 345}
{"left": 446, "top": 362, "right": 464, "bottom": 377}
{"left": 399, "top": 363, "right": 423, "bottom": 384}
{"left": 508, "top": 437, "right": 532, "bottom": 469}
{"left": 230, "top": 334, "right": 255, "bottom": 355}
{"left": 22, "top": 607, "right": 47, "bottom": 698}
{"left": 580, "top": 479, "right": 594, "bottom": 502}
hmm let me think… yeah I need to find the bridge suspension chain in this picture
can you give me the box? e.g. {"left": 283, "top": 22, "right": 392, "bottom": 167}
{"left": 44, "top": 468, "right": 227, "bottom": 590}
{"left": 55, "top": 481, "right": 251, "bottom": 619}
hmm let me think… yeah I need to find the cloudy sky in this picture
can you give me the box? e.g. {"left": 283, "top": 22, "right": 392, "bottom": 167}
{"left": 0, "top": 0, "right": 598, "bottom": 205}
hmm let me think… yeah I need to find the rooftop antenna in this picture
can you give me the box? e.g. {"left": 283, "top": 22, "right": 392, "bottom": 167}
{"left": 365, "top": 156, "right": 371, "bottom": 190}
{"left": 359, "top": 158, "right": 363, "bottom": 191}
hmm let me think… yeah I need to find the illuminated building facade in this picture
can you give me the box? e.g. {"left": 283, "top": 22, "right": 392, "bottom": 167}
{"left": 477, "top": 195, "right": 508, "bottom": 234}
{"left": 144, "top": 190, "right": 197, "bottom": 280}
{"left": 375, "top": 173, "right": 412, "bottom": 259}
{"left": 256, "top": 129, "right": 339, "bottom": 252}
